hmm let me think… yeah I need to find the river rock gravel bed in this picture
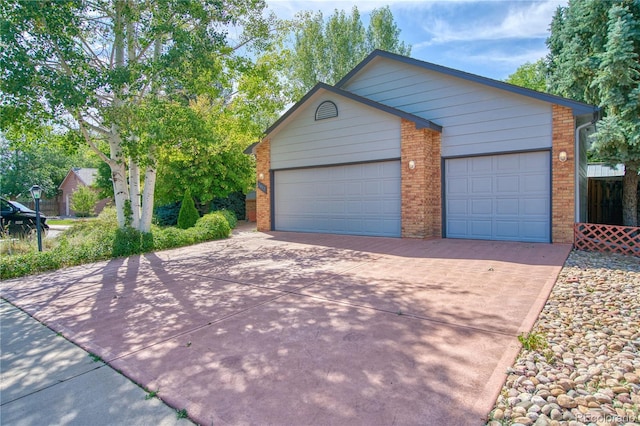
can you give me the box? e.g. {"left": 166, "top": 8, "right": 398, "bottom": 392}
{"left": 486, "top": 249, "right": 640, "bottom": 426}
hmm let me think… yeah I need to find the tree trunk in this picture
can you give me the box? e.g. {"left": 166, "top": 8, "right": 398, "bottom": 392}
{"left": 110, "top": 0, "right": 129, "bottom": 229}
{"left": 108, "top": 131, "right": 129, "bottom": 228}
{"left": 129, "top": 158, "right": 141, "bottom": 229}
{"left": 140, "top": 162, "right": 157, "bottom": 233}
{"left": 622, "top": 164, "right": 639, "bottom": 227}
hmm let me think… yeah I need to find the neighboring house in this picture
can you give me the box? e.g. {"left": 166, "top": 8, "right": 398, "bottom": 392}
{"left": 247, "top": 50, "right": 599, "bottom": 244}
{"left": 58, "top": 168, "right": 110, "bottom": 216}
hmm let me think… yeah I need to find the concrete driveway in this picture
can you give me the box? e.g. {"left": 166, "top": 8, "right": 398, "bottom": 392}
{"left": 0, "top": 226, "right": 571, "bottom": 425}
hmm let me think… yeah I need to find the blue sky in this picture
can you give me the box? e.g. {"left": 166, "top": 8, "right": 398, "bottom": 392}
{"left": 266, "top": 0, "right": 567, "bottom": 81}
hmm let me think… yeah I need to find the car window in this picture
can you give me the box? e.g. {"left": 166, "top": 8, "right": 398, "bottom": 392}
{"left": 1, "top": 199, "right": 13, "bottom": 213}
{"left": 10, "top": 201, "right": 30, "bottom": 211}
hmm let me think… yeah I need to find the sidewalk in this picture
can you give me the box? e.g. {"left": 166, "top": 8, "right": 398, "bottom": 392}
{"left": 0, "top": 300, "right": 192, "bottom": 426}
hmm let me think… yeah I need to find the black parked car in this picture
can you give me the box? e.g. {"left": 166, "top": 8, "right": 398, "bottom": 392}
{"left": 0, "top": 197, "right": 49, "bottom": 238}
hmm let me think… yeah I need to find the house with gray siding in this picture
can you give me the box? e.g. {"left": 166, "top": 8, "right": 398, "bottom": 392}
{"left": 250, "top": 50, "right": 599, "bottom": 244}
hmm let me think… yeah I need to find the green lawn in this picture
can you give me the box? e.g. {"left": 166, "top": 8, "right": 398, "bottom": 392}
{"left": 47, "top": 218, "right": 92, "bottom": 225}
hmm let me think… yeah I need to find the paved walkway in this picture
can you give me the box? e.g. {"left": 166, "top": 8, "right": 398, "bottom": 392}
{"left": 0, "top": 225, "right": 571, "bottom": 425}
{"left": 0, "top": 300, "right": 192, "bottom": 426}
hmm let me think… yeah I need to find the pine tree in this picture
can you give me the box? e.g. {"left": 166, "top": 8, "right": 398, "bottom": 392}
{"left": 547, "top": 0, "right": 640, "bottom": 225}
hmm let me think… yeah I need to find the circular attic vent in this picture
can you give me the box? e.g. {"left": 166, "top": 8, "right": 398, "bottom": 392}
{"left": 315, "top": 101, "right": 338, "bottom": 121}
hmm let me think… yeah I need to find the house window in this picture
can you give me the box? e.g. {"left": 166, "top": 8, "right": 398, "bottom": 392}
{"left": 315, "top": 101, "right": 338, "bottom": 121}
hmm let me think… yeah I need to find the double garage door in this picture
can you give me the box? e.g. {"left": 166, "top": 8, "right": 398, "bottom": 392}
{"left": 273, "top": 152, "right": 550, "bottom": 242}
{"left": 274, "top": 161, "right": 401, "bottom": 237}
{"left": 445, "top": 151, "right": 551, "bottom": 243}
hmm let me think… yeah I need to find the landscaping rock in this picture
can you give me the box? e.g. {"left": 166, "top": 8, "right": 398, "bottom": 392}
{"left": 485, "top": 250, "right": 640, "bottom": 425}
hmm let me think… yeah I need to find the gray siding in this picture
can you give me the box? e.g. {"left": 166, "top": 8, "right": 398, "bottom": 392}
{"left": 341, "top": 58, "right": 553, "bottom": 157}
{"left": 270, "top": 92, "right": 401, "bottom": 170}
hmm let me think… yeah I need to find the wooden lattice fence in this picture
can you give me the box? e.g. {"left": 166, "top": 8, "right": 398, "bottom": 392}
{"left": 574, "top": 223, "right": 640, "bottom": 257}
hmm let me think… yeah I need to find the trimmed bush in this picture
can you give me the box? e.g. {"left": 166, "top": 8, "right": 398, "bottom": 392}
{"left": 218, "top": 209, "right": 237, "bottom": 229}
{"left": 177, "top": 190, "right": 199, "bottom": 229}
{"left": 194, "top": 212, "right": 231, "bottom": 239}
{"left": 152, "top": 226, "right": 196, "bottom": 250}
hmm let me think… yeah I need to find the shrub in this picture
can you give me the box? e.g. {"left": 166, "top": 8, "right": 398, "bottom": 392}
{"left": 154, "top": 202, "right": 181, "bottom": 226}
{"left": 70, "top": 185, "right": 99, "bottom": 217}
{"left": 112, "top": 227, "right": 154, "bottom": 257}
{"left": 194, "top": 212, "right": 231, "bottom": 240}
{"left": 152, "top": 226, "right": 195, "bottom": 250}
{"left": 0, "top": 207, "right": 234, "bottom": 280}
{"left": 177, "top": 190, "right": 199, "bottom": 229}
{"left": 218, "top": 209, "right": 237, "bottom": 229}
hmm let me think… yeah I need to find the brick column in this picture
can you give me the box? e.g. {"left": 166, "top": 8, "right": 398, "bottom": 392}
{"left": 256, "top": 139, "right": 271, "bottom": 232}
{"left": 425, "top": 130, "right": 442, "bottom": 238}
{"left": 401, "top": 119, "right": 441, "bottom": 238}
{"left": 551, "top": 105, "right": 575, "bottom": 244}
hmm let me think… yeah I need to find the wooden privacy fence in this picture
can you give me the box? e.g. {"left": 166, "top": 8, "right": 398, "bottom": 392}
{"left": 23, "top": 199, "right": 60, "bottom": 216}
{"left": 574, "top": 223, "right": 640, "bottom": 257}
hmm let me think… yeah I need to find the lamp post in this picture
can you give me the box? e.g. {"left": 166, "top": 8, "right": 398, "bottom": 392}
{"left": 30, "top": 185, "right": 43, "bottom": 252}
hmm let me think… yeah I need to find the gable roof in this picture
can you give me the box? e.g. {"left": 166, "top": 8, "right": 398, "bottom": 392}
{"left": 58, "top": 167, "right": 98, "bottom": 190}
{"left": 337, "top": 50, "right": 599, "bottom": 117}
{"left": 267, "top": 82, "right": 442, "bottom": 136}
{"left": 245, "top": 82, "right": 442, "bottom": 155}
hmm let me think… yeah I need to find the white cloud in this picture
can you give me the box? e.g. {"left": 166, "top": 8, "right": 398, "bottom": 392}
{"left": 417, "top": 1, "right": 563, "bottom": 46}
{"left": 467, "top": 47, "right": 549, "bottom": 67}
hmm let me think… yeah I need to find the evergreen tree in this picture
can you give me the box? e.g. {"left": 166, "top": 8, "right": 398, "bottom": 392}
{"left": 547, "top": 0, "right": 640, "bottom": 225}
{"left": 177, "top": 189, "right": 199, "bottom": 229}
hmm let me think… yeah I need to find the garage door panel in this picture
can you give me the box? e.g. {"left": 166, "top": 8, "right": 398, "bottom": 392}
{"left": 470, "top": 220, "right": 492, "bottom": 238}
{"left": 496, "top": 198, "right": 519, "bottom": 215}
{"left": 383, "top": 180, "right": 399, "bottom": 194}
{"left": 471, "top": 199, "right": 492, "bottom": 214}
{"left": 446, "top": 152, "right": 550, "bottom": 243}
{"left": 471, "top": 156, "right": 493, "bottom": 172}
{"left": 496, "top": 175, "right": 520, "bottom": 193}
{"left": 447, "top": 199, "right": 468, "bottom": 215}
{"left": 522, "top": 174, "right": 548, "bottom": 192}
{"left": 522, "top": 198, "right": 549, "bottom": 215}
{"left": 495, "top": 221, "right": 519, "bottom": 239}
{"left": 275, "top": 161, "right": 401, "bottom": 237}
{"left": 364, "top": 181, "right": 380, "bottom": 195}
{"left": 448, "top": 177, "right": 468, "bottom": 194}
{"left": 496, "top": 155, "right": 522, "bottom": 172}
{"left": 522, "top": 221, "right": 548, "bottom": 240}
{"left": 471, "top": 177, "right": 492, "bottom": 193}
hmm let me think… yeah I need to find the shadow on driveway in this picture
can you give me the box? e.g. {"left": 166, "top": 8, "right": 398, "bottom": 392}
{"left": 0, "top": 230, "right": 571, "bottom": 425}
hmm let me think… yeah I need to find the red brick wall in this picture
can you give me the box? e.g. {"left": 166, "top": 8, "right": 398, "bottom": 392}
{"left": 552, "top": 104, "right": 576, "bottom": 244}
{"left": 256, "top": 139, "right": 271, "bottom": 231}
{"left": 246, "top": 199, "right": 256, "bottom": 222}
{"left": 401, "top": 119, "right": 442, "bottom": 238}
{"left": 59, "top": 174, "right": 81, "bottom": 216}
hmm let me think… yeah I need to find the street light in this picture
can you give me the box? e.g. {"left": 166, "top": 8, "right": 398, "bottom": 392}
{"left": 30, "top": 185, "right": 43, "bottom": 252}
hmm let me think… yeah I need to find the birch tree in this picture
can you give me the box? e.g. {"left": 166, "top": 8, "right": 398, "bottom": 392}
{"left": 1, "top": 0, "right": 280, "bottom": 232}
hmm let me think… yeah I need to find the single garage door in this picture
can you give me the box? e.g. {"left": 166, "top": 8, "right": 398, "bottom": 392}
{"left": 274, "top": 161, "right": 401, "bottom": 237}
{"left": 445, "top": 151, "right": 550, "bottom": 242}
